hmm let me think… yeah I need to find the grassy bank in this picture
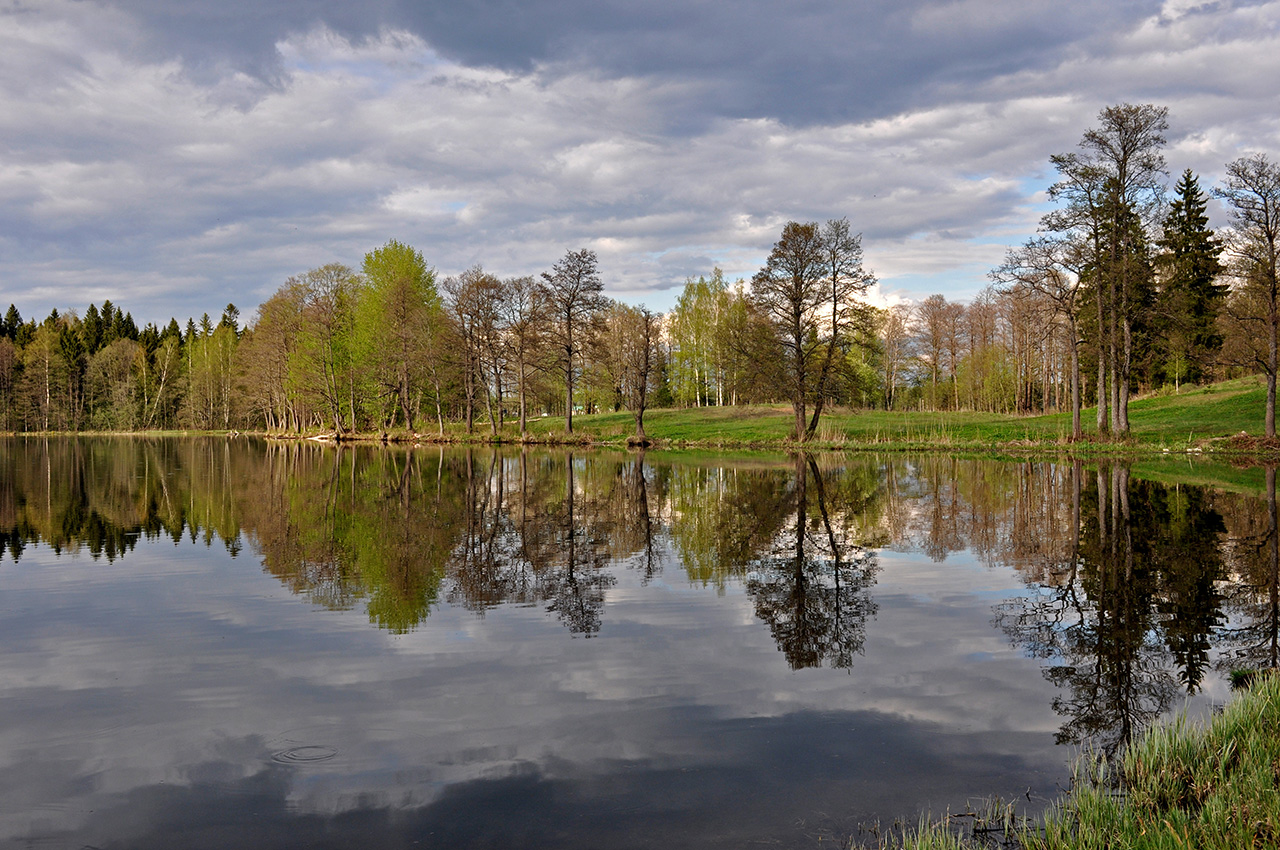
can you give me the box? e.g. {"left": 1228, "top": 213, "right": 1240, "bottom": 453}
{"left": 11, "top": 376, "right": 1275, "bottom": 459}
{"left": 401, "top": 376, "right": 1276, "bottom": 457}
{"left": 895, "top": 672, "right": 1280, "bottom": 850}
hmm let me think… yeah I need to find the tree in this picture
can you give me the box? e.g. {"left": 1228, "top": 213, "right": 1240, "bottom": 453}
{"left": 752, "top": 221, "right": 826, "bottom": 440}
{"left": 80, "top": 303, "right": 104, "bottom": 354}
{"left": 443, "top": 267, "right": 505, "bottom": 434}
{"left": 138, "top": 333, "right": 183, "bottom": 429}
{"left": 807, "top": 219, "right": 875, "bottom": 430}
{"left": 993, "top": 236, "right": 1087, "bottom": 438}
{"left": 1, "top": 305, "right": 20, "bottom": 340}
{"left": 86, "top": 339, "right": 142, "bottom": 430}
{"left": 618, "top": 305, "right": 661, "bottom": 443}
{"left": 0, "top": 337, "right": 18, "bottom": 430}
{"left": 669, "top": 270, "right": 730, "bottom": 407}
{"left": 1047, "top": 103, "right": 1169, "bottom": 434}
{"left": 500, "top": 275, "right": 547, "bottom": 437}
{"left": 540, "top": 249, "right": 604, "bottom": 434}
{"left": 358, "top": 240, "right": 439, "bottom": 432}
{"left": 1216, "top": 154, "right": 1280, "bottom": 437}
{"left": 1156, "top": 170, "right": 1225, "bottom": 390}
{"left": 880, "top": 304, "right": 913, "bottom": 410}
{"left": 915, "top": 294, "right": 952, "bottom": 409}
{"left": 585, "top": 298, "right": 629, "bottom": 413}
{"left": 21, "top": 322, "right": 66, "bottom": 431}
{"left": 290, "top": 264, "right": 360, "bottom": 433}
{"left": 238, "top": 281, "right": 306, "bottom": 431}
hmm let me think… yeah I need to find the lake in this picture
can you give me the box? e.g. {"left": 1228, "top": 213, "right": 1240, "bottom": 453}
{"left": 0, "top": 438, "right": 1271, "bottom": 849}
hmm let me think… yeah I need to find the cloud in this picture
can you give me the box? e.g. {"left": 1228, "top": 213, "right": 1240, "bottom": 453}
{"left": 0, "top": 0, "right": 1278, "bottom": 322}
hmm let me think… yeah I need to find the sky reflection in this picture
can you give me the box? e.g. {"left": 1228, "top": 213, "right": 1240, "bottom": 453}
{"left": 0, "top": 441, "right": 1247, "bottom": 848}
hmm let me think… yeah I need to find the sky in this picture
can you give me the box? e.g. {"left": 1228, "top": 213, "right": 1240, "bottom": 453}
{"left": 2, "top": 0, "right": 1279, "bottom": 327}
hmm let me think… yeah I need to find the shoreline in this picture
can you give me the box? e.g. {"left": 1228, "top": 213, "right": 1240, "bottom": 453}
{"left": 6, "top": 424, "right": 1280, "bottom": 462}
{"left": 897, "top": 672, "right": 1280, "bottom": 850}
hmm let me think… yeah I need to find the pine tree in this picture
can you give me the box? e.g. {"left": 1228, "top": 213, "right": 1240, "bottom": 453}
{"left": 1157, "top": 170, "right": 1225, "bottom": 389}
{"left": 1, "top": 305, "right": 19, "bottom": 340}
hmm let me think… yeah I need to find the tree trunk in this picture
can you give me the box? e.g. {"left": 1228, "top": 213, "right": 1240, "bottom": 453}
{"left": 518, "top": 362, "right": 528, "bottom": 437}
{"left": 1097, "top": 280, "right": 1107, "bottom": 434}
{"left": 1119, "top": 315, "right": 1132, "bottom": 434}
{"left": 1070, "top": 319, "right": 1082, "bottom": 440}
{"left": 565, "top": 348, "right": 574, "bottom": 434}
{"left": 1269, "top": 307, "right": 1278, "bottom": 439}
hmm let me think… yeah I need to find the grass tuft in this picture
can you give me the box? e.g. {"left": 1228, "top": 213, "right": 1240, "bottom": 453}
{"left": 892, "top": 670, "right": 1280, "bottom": 850}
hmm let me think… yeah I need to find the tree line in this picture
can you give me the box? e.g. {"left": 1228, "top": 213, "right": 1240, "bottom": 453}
{"left": 0, "top": 222, "right": 875, "bottom": 441}
{"left": 1, "top": 103, "right": 1277, "bottom": 440}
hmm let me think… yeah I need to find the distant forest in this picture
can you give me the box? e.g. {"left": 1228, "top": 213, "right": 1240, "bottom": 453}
{"left": 2, "top": 103, "right": 1279, "bottom": 440}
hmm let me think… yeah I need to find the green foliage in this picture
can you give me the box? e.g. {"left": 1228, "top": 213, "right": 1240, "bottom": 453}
{"left": 1024, "top": 672, "right": 1280, "bottom": 850}
{"left": 357, "top": 240, "right": 439, "bottom": 431}
{"left": 668, "top": 269, "right": 730, "bottom": 407}
{"left": 896, "top": 670, "right": 1280, "bottom": 850}
{"left": 1155, "top": 170, "right": 1227, "bottom": 388}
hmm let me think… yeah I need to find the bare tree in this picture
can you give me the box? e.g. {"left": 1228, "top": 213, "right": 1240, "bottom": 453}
{"left": 809, "top": 218, "right": 875, "bottom": 435}
{"left": 752, "top": 221, "right": 826, "bottom": 440}
{"left": 541, "top": 249, "right": 604, "bottom": 434}
{"left": 619, "top": 305, "right": 661, "bottom": 444}
{"left": 994, "top": 236, "right": 1087, "bottom": 438}
{"left": 443, "top": 267, "right": 504, "bottom": 434}
{"left": 915, "top": 294, "right": 950, "bottom": 409}
{"left": 500, "top": 275, "right": 547, "bottom": 437}
{"left": 1216, "top": 154, "right": 1280, "bottom": 437}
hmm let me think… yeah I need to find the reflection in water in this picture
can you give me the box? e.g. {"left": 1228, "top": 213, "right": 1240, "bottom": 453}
{"left": 1220, "top": 466, "right": 1280, "bottom": 672}
{"left": 0, "top": 439, "right": 1273, "bottom": 736}
{"left": 993, "top": 463, "right": 1229, "bottom": 756}
{"left": 0, "top": 439, "right": 885, "bottom": 666}
{"left": 743, "top": 456, "right": 878, "bottom": 670}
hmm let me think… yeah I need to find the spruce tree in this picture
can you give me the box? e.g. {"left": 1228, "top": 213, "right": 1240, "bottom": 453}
{"left": 1157, "top": 169, "right": 1225, "bottom": 387}
{"left": 1, "top": 305, "right": 18, "bottom": 339}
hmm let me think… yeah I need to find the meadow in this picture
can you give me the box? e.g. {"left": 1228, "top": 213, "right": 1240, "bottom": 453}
{"left": 440, "top": 375, "right": 1274, "bottom": 456}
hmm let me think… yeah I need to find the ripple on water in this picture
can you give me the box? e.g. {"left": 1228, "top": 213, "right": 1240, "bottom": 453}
{"left": 270, "top": 745, "right": 338, "bottom": 765}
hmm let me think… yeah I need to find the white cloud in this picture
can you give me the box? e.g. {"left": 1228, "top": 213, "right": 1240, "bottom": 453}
{"left": 0, "top": 0, "right": 1278, "bottom": 320}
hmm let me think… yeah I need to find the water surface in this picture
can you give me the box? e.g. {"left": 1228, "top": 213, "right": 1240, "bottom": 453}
{"left": 0, "top": 439, "right": 1270, "bottom": 848}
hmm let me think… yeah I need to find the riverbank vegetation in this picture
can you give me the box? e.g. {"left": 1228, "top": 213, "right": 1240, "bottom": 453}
{"left": 1, "top": 105, "right": 1278, "bottom": 447}
{"left": 895, "top": 672, "right": 1280, "bottom": 850}
{"left": 415, "top": 374, "right": 1271, "bottom": 453}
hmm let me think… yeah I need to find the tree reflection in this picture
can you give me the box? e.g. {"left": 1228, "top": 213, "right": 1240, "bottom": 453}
{"left": 3, "top": 438, "right": 1261, "bottom": 693}
{"left": 993, "top": 462, "right": 1227, "bottom": 756}
{"left": 0, "top": 436, "right": 245, "bottom": 561}
{"left": 1219, "top": 466, "right": 1280, "bottom": 672}
{"left": 727, "top": 456, "right": 877, "bottom": 670}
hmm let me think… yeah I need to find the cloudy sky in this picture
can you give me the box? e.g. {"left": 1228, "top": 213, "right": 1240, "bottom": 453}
{"left": 2, "top": 0, "right": 1279, "bottom": 326}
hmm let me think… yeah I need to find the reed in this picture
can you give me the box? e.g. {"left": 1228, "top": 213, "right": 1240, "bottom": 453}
{"left": 895, "top": 671, "right": 1280, "bottom": 850}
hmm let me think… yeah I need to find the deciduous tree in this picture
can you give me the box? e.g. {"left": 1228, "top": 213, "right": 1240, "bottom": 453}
{"left": 752, "top": 221, "right": 826, "bottom": 440}
{"left": 1216, "top": 154, "right": 1280, "bottom": 437}
{"left": 540, "top": 249, "right": 604, "bottom": 434}
{"left": 1047, "top": 103, "right": 1169, "bottom": 435}
{"left": 358, "top": 240, "right": 439, "bottom": 432}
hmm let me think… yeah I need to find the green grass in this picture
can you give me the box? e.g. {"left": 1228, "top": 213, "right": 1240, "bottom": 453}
{"left": 895, "top": 671, "right": 1280, "bottom": 850}
{"left": 434, "top": 376, "right": 1273, "bottom": 457}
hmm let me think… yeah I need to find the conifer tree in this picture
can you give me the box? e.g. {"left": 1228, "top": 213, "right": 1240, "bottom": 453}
{"left": 1156, "top": 170, "right": 1225, "bottom": 388}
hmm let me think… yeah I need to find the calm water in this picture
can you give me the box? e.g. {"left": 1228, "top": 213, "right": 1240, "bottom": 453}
{"left": 0, "top": 438, "right": 1272, "bottom": 849}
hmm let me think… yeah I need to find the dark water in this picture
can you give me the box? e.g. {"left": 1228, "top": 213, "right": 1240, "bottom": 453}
{"left": 0, "top": 438, "right": 1273, "bottom": 849}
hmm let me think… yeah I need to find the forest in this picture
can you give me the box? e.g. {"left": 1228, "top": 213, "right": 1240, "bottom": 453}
{"left": 1, "top": 103, "right": 1278, "bottom": 442}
